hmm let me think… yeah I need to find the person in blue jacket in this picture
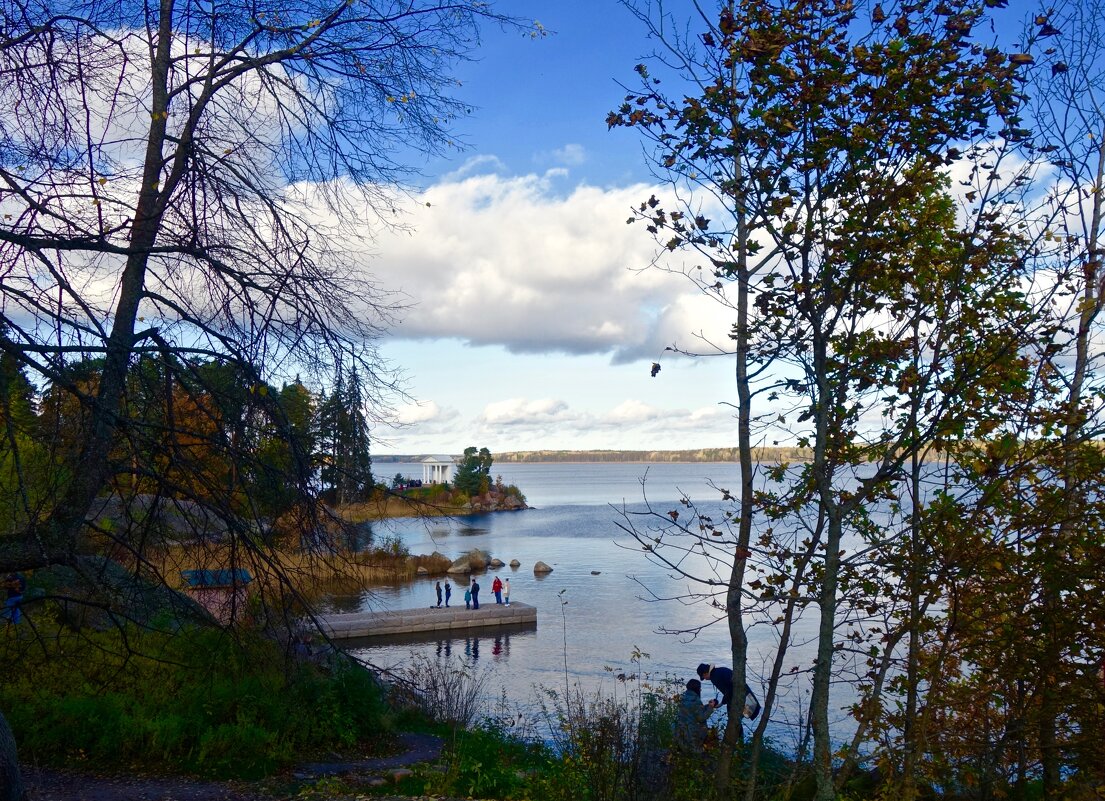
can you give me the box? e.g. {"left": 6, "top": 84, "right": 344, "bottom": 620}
{"left": 697, "top": 663, "right": 761, "bottom": 720}
{"left": 3, "top": 573, "right": 25, "bottom": 627}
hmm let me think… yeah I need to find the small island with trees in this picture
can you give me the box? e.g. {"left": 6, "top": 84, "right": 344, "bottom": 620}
{"left": 345, "top": 446, "right": 528, "bottom": 521}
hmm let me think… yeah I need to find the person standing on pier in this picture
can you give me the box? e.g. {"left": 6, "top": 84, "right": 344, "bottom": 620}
{"left": 492, "top": 575, "right": 503, "bottom": 604}
{"left": 464, "top": 584, "right": 472, "bottom": 609}
{"left": 435, "top": 581, "right": 443, "bottom": 608}
{"left": 444, "top": 580, "right": 452, "bottom": 607}
{"left": 503, "top": 578, "right": 511, "bottom": 606}
{"left": 471, "top": 577, "right": 480, "bottom": 609}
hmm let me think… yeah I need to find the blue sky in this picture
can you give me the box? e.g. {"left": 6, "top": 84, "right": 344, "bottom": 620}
{"left": 365, "top": 0, "right": 1042, "bottom": 457}
{"left": 368, "top": 0, "right": 748, "bottom": 456}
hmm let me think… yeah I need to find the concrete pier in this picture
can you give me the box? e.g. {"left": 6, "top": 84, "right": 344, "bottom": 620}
{"left": 316, "top": 602, "right": 537, "bottom": 640}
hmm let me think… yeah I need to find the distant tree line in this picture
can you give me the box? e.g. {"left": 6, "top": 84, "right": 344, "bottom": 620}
{"left": 495, "top": 448, "right": 814, "bottom": 463}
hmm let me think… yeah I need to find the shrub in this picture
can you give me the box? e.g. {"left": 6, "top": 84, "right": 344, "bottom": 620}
{"left": 195, "top": 722, "right": 281, "bottom": 779}
{"left": 402, "top": 652, "right": 488, "bottom": 729}
{"left": 368, "top": 533, "right": 408, "bottom": 559}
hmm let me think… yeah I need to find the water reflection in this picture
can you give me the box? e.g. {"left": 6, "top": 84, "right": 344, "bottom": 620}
{"left": 350, "top": 622, "right": 535, "bottom": 670}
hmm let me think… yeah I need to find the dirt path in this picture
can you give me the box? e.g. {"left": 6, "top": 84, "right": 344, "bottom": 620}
{"left": 22, "top": 733, "right": 446, "bottom": 801}
{"left": 22, "top": 767, "right": 280, "bottom": 801}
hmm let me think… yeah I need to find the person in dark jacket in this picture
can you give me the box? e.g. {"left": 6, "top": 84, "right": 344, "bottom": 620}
{"left": 3, "top": 572, "right": 25, "bottom": 627}
{"left": 435, "top": 581, "right": 443, "bottom": 608}
{"left": 697, "top": 663, "right": 761, "bottom": 720}
{"left": 674, "top": 678, "right": 717, "bottom": 752}
{"left": 471, "top": 578, "right": 480, "bottom": 609}
{"left": 444, "top": 580, "right": 452, "bottom": 607}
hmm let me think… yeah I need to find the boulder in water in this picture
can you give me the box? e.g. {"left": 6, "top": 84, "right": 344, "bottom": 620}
{"left": 533, "top": 561, "right": 554, "bottom": 574}
{"left": 448, "top": 548, "right": 491, "bottom": 573}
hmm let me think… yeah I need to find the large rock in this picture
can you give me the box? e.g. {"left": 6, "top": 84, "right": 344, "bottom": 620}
{"left": 533, "top": 561, "right": 554, "bottom": 574}
{"left": 509, "top": 559, "right": 520, "bottom": 567}
{"left": 447, "top": 548, "right": 491, "bottom": 574}
{"left": 85, "top": 492, "right": 229, "bottom": 544}
{"left": 467, "top": 490, "right": 529, "bottom": 513}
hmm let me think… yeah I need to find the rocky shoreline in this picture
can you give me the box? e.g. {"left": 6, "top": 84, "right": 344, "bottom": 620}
{"left": 464, "top": 490, "right": 528, "bottom": 513}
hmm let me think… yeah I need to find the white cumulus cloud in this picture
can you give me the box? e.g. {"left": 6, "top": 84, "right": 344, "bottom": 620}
{"left": 481, "top": 397, "right": 573, "bottom": 425}
{"left": 395, "top": 400, "right": 446, "bottom": 424}
{"left": 360, "top": 172, "right": 733, "bottom": 363}
{"left": 549, "top": 143, "right": 587, "bottom": 166}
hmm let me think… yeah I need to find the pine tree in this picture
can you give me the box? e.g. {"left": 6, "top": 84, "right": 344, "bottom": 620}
{"left": 316, "top": 370, "right": 373, "bottom": 506}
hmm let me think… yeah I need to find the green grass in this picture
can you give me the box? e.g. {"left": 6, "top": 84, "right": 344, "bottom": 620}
{"left": 0, "top": 626, "right": 392, "bottom": 779}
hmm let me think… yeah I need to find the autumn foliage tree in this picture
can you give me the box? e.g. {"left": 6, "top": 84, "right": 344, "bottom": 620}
{"left": 611, "top": 0, "right": 1054, "bottom": 798}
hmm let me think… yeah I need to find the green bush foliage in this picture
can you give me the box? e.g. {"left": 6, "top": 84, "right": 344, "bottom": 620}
{"left": 0, "top": 626, "right": 391, "bottom": 779}
{"left": 416, "top": 724, "right": 552, "bottom": 800}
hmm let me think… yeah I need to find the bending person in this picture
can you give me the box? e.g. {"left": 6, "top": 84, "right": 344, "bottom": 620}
{"left": 697, "top": 662, "right": 761, "bottom": 720}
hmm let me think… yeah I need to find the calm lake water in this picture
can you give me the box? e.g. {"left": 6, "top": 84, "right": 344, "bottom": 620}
{"left": 340, "top": 462, "right": 829, "bottom": 744}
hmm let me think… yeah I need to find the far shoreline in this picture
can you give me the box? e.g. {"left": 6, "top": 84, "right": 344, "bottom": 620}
{"left": 375, "top": 447, "right": 811, "bottom": 464}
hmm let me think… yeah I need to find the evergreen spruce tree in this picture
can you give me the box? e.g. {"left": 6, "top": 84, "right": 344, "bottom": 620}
{"left": 316, "top": 371, "right": 373, "bottom": 506}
